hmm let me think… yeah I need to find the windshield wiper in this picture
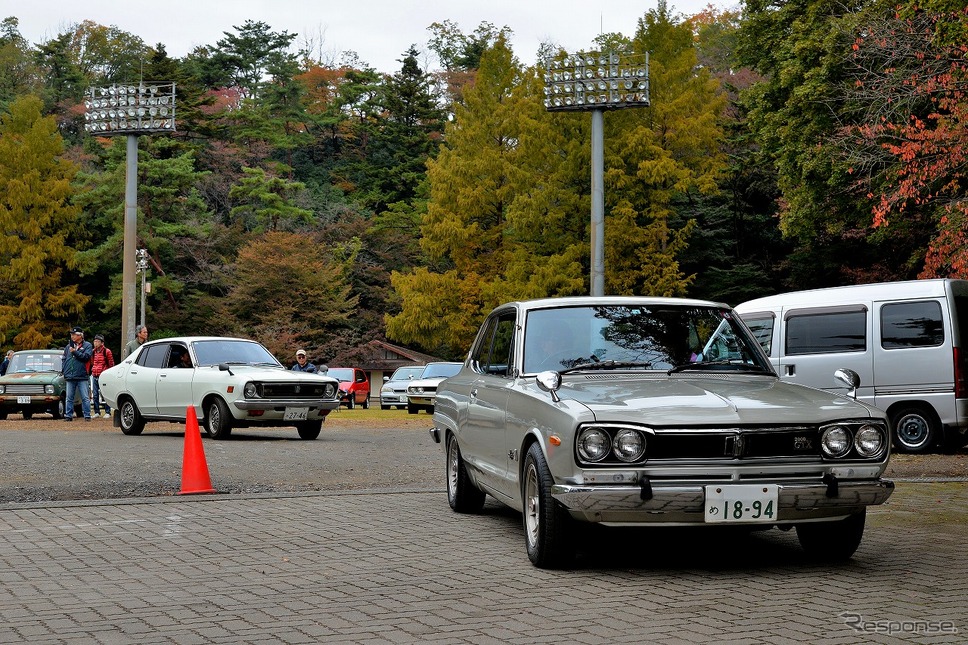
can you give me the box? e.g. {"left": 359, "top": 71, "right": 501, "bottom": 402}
{"left": 667, "top": 360, "right": 769, "bottom": 375}
{"left": 559, "top": 359, "right": 653, "bottom": 375}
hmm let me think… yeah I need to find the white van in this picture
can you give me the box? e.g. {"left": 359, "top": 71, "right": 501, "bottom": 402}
{"left": 735, "top": 279, "right": 968, "bottom": 453}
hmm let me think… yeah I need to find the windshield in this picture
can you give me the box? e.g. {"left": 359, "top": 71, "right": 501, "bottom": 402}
{"left": 420, "top": 363, "right": 462, "bottom": 379}
{"left": 522, "top": 304, "right": 772, "bottom": 374}
{"left": 326, "top": 368, "right": 355, "bottom": 381}
{"left": 389, "top": 366, "right": 424, "bottom": 382}
{"left": 9, "top": 353, "right": 63, "bottom": 373}
{"left": 190, "top": 340, "right": 282, "bottom": 368}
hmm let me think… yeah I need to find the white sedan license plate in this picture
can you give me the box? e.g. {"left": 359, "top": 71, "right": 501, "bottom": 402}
{"left": 704, "top": 484, "right": 779, "bottom": 523}
{"left": 17, "top": 396, "right": 31, "bottom": 404}
{"left": 283, "top": 407, "right": 308, "bottom": 421}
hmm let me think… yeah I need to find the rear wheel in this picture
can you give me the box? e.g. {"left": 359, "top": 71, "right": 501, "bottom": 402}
{"left": 22, "top": 410, "right": 33, "bottom": 420}
{"left": 891, "top": 407, "right": 938, "bottom": 453}
{"left": 296, "top": 420, "right": 322, "bottom": 440}
{"left": 362, "top": 395, "right": 369, "bottom": 409}
{"left": 204, "top": 398, "right": 233, "bottom": 439}
{"left": 796, "top": 510, "right": 866, "bottom": 561}
{"left": 522, "top": 443, "right": 575, "bottom": 569}
{"left": 119, "top": 399, "right": 145, "bottom": 435}
{"left": 446, "top": 436, "right": 485, "bottom": 513}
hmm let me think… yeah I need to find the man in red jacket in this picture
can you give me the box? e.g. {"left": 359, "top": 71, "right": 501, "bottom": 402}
{"left": 90, "top": 334, "right": 115, "bottom": 419}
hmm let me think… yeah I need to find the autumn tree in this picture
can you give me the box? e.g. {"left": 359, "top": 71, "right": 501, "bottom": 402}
{"left": 0, "top": 95, "right": 88, "bottom": 348}
{"left": 223, "top": 231, "right": 358, "bottom": 358}
{"left": 836, "top": 6, "right": 968, "bottom": 277}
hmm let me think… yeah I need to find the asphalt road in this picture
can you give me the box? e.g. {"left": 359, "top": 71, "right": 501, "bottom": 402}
{"left": 0, "top": 410, "right": 442, "bottom": 504}
{"left": 0, "top": 409, "right": 965, "bottom": 505}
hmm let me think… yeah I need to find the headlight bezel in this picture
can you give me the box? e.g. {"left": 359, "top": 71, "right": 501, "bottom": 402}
{"left": 575, "top": 424, "right": 651, "bottom": 466}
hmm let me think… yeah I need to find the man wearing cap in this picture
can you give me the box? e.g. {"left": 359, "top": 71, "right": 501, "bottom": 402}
{"left": 62, "top": 327, "right": 94, "bottom": 422}
{"left": 90, "top": 334, "right": 115, "bottom": 418}
{"left": 291, "top": 349, "right": 318, "bottom": 373}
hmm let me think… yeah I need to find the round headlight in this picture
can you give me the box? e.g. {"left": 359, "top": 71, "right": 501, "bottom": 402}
{"left": 243, "top": 383, "right": 258, "bottom": 398}
{"left": 854, "top": 424, "right": 885, "bottom": 457}
{"left": 577, "top": 428, "right": 611, "bottom": 462}
{"left": 45, "top": 385, "right": 55, "bottom": 394}
{"left": 325, "top": 384, "right": 337, "bottom": 398}
{"left": 612, "top": 428, "right": 646, "bottom": 462}
{"left": 822, "top": 426, "right": 851, "bottom": 457}
{"left": 0, "top": 385, "right": 5, "bottom": 394}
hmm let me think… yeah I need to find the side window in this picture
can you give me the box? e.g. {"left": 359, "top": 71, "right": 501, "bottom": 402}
{"left": 881, "top": 301, "right": 944, "bottom": 349}
{"left": 470, "top": 317, "right": 498, "bottom": 375}
{"left": 785, "top": 308, "right": 867, "bottom": 355}
{"left": 486, "top": 314, "right": 516, "bottom": 377}
{"left": 740, "top": 314, "right": 775, "bottom": 356}
{"left": 139, "top": 344, "right": 169, "bottom": 369}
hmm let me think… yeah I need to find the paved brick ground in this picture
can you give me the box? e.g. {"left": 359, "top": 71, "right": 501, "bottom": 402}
{"left": 0, "top": 483, "right": 966, "bottom": 644}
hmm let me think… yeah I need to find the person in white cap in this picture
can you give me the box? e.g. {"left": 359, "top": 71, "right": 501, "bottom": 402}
{"left": 291, "top": 349, "right": 318, "bottom": 373}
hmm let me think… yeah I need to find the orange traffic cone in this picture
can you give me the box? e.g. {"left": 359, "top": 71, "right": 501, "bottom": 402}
{"left": 178, "top": 406, "right": 216, "bottom": 495}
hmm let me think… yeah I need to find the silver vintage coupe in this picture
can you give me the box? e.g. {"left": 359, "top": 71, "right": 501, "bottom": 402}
{"left": 430, "top": 297, "right": 895, "bottom": 568}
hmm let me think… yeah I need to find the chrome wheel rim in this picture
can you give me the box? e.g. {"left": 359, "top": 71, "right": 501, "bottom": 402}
{"left": 210, "top": 404, "right": 221, "bottom": 432}
{"left": 524, "top": 463, "right": 540, "bottom": 548}
{"left": 121, "top": 403, "right": 134, "bottom": 428}
{"left": 447, "top": 440, "right": 459, "bottom": 500}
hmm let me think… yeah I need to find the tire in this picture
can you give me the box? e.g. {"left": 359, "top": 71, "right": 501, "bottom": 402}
{"left": 0, "top": 411, "right": 7, "bottom": 420}
{"left": 296, "top": 420, "right": 322, "bottom": 440}
{"left": 381, "top": 404, "right": 390, "bottom": 410}
{"left": 22, "top": 410, "right": 33, "bottom": 420}
{"left": 362, "top": 396, "right": 369, "bottom": 410}
{"left": 407, "top": 403, "right": 418, "bottom": 414}
{"left": 522, "top": 443, "right": 575, "bottom": 569}
{"left": 347, "top": 396, "right": 355, "bottom": 410}
{"left": 447, "top": 436, "right": 485, "bottom": 513}
{"left": 796, "top": 509, "right": 866, "bottom": 561}
{"left": 891, "top": 407, "right": 938, "bottom": 453}
{"left": 204, "top": 398, "right": 233, "bottom": 439}
{"left": 51, "top": 398, "right": 64, "bottom": 420}
{"left": 119, "top": 399, "right": 145, "bottom": 435}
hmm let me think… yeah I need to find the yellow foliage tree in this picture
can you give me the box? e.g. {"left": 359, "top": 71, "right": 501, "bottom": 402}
{"left": 0, "top": 95, "right": 89, "bottom": 349}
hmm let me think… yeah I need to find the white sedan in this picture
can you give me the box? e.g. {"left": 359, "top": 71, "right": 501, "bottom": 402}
{"left": 98, "top": 336, "right": 341, "bottom": 439}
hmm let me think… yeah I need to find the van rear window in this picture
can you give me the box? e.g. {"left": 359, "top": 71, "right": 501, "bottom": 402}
{"left": 786, "top": 310, "right": 866, "bottom": 355}
{"left": 881, "top": 301, "right": 944, "bottom": 348}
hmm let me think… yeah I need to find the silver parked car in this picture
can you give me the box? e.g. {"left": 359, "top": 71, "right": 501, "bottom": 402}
{"left": 380, "top": 366, "right": 424, "bottom": 409}
{"left": 406, "top": 361, "right": 462, "bottom": 414}
{"left": 430, "top": 297, "right": 895, "bottom": 568}
{"left": 99, "top": 337, "right": 341, "bottom": 440}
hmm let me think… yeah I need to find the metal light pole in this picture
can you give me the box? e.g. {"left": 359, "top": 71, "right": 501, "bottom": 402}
{"left": 136, "top": 249, "right": 149, "bottom": 328}
{"left": 543, "top": 52, "right": 650, "bottom": 296}
{"left": 83, "top": 83, "right": 176, "bottom": 346}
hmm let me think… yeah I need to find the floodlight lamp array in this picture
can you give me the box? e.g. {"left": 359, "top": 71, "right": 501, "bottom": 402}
{"left": 543, "top": 52, "right": 650, "bottom": 112}
{"left": 84, "top": 83, "right": 177, "bottom": 134}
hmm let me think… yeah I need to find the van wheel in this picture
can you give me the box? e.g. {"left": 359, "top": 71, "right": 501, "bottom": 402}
{"left": 891, "top": 407, "right": 937, "bottom": 453}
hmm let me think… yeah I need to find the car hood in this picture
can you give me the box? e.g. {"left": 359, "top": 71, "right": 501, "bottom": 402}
{"left": 0, "top": 372, "right": 61, "bottom": 384}
{"left": 558, "top": 374, "right": 881, "bottom": 425}
{"left": 103, "top": 363, "right": 338, "bottom": 385}
{"left": 409, "top": 377, "right": 449, "bottom": 388}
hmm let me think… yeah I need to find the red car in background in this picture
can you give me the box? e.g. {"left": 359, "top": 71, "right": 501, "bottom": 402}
{"left": 325, "top": 367, "right": 370, "bottom": 409}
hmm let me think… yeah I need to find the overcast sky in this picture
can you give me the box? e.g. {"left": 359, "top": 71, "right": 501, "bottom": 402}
{"left": 10, "top": 0, "right": 727, "bottom": 73}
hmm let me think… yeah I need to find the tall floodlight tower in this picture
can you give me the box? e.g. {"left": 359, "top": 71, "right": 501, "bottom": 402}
{"left": 543, "top": 52, "right": 649, "bottom": 296}
{"left": 83, "top": 83, "right": 176, "bottom": 346}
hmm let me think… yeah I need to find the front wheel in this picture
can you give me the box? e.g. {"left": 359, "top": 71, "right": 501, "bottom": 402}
{"left": 407, "top": 403, "right": 418, "bottom": 414}
{"left": 204, "top": 398, "right": 233, "bottom": 439}
{"left": 296, "top": 420, "right": 322, "bottom": 440}
{"left": 50, "top": 398, "right": 64, "bottom": 420}
{"left": 447, "top": 436, "right": 485, "bottom": 513}
{"left": 346, "top": 396, "right": 355, "bottom": 410}
{"left": 22, "top": 410, "right": 33, "bottom": 420}
{"left": 796, "top": 509, "right": 866, "bottom": 561}
{"left": 891, "top": 407, "right": 938, "bottom": 453}
{"left": 119, "top": 399, "right": 145, "bottom": 435}
{"left": 522, "top": 443, "right": 574, "bottom": 569}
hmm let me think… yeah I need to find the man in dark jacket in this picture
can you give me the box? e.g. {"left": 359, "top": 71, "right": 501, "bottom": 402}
{"left": 291, "top": 349, "right": 318, "bottom": 373}
{"left": 63, "top": 327, "right": 94, "bottom": 421}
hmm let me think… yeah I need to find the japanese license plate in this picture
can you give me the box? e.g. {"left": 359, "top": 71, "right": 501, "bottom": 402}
{"left": 704, "top": 484, "right": 778, "bottom": 523}
{"left": 17, "top": 396, "right": 31, "bottom": 405}
{"left": 283, "top": 407, "right": 308, "bottom": 421}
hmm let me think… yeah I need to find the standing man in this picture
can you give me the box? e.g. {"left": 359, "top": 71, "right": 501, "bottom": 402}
{"left": 90, "top": 334, "right": 115, "bottom": 418}
{"left": 123, "top": 324, "right": 148, "bottom": 359}
{"left": 0, "top": 350, "right": 12, "bottom": 376}
{"left": 63, "top": 327, "right": 93, "bottom": 422}
{"left": 291, "top": 349, "right": 318, "bottom": 373}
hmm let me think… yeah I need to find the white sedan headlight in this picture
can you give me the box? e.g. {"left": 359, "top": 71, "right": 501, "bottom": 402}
{"left": 821, "top": 426, "right": 851, "bottom": 457}
{"left": 612, "top": 428, "right": 647, "bottom": 462}
{"left": 577, "top": 428, "right": 611, "bottom": 462}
